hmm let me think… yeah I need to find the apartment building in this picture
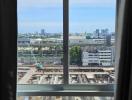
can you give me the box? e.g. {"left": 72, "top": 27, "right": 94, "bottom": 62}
{"left": 82, "top": 47, "right": 113, "bottom": 66}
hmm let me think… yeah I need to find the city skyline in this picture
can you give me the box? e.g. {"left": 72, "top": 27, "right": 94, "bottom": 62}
{"left": 18, "top": 28, "right": 115, "bottom": 35}
{"left": 18, "top": 0, "right": 116, "bottom": 33}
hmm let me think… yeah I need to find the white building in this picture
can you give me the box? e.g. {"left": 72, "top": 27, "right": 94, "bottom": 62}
{"left": 82, "top": 47, "right": 113, "bottom": 66}
{"left": 17, "top": 38, "right": 30, "bottom": 45}
{"left": 98, "top": 49, "right": 112, "bottom": 66}
{"left": 82, "top": 48, "right": 99, "bottom": 66}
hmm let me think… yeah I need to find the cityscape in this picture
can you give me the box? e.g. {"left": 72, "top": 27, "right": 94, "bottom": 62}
{"left": 17, "top": 0, "right": 116, "bottom": 100}
{"left": 17, "top": 28, "right": 115, "bottom": 100}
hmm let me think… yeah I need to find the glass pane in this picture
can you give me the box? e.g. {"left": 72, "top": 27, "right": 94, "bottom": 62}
{"left": 17, "top": 0, "right": 63, "bottom": 84}
{"left": 69, "top": 0, "right": 116, "bottom": 84}
{"left": 17, "top": 96, "right": 114, "bottom": 100}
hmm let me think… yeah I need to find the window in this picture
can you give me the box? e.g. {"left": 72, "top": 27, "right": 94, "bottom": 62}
{"left": 69, "top": 0, "right": 116, "bottom": 84}
{"left": 17, "top": 0, "right": 63, "bottom": 84}
{"left": 17, "top": 0, "right": 116, "bottom": 98}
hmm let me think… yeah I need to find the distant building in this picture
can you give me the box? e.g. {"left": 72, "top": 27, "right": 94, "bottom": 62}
{"left": 82, "top": 47, "right": 99, "bottom": 66}
{"left": 30, "top": 38, "right": 42, "bottom": 44}
{"left": 41, "top": 29, "right": 45, "bottom": 35}
{"left": 105, "top": 34, "right": 111, "bottom": 46}
{"left": 101, "top": 29, "right": 109, "bottom": 34}
{"left": 17, "top": 38, "right": 30, "bottom": 45}
{"left": 98, "top": 48, "right": 113, "bottom": 66}
{"left": 93, "top": 29, "right": 100, "bottom": 38}
{"left": 92, "top": 29, "right": 109, "bottom": 38}
{"left": 96, "top": 29, "right": 100, "bottom": 38}
{"left": 82, "top": 47, "right": 113, "bottom": 66}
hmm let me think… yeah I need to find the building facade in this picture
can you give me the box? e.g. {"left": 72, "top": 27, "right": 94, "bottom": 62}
{"left": 82, "top": 47, "right": 113, "bottom": 66}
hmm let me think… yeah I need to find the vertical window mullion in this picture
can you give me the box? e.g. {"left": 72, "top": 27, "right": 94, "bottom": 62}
{"left": 63, "top": 0, "right": 69, "bottom": 84}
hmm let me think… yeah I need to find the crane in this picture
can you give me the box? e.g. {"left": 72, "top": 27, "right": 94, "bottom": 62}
{"left": 28, "top": 38, "right": 44, "bottom": 70}
{"left": 18, "top": 37, "right": 44, "bottom": 70}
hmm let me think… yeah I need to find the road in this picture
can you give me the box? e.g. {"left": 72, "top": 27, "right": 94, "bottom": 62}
{"left": 18, "top": 67, "right": 36, "bottom": 84}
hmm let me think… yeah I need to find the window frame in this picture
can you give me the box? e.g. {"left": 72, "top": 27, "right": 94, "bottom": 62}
{"left": 17, "top": 84, "right": 114, "bottom": 96}
{"left": 17, "top": 0, "right": 118, "bottom": 97}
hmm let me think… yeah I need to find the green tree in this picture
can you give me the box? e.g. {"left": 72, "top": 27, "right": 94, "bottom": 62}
{"left": 86, "top": 35, "right": 91, "bottom": 39}
{"left": 38, "top": 46, "right": 43, "bottom": 56}
{"left": 85, "top": 33, "right": 92, "bottom": 39}
{"left": 70, "top": 46, "right": 82, "bottom": 65}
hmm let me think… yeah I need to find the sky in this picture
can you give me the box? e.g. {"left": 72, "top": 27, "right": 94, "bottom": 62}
{"left": 17, "top": 0, "right": 116, "bottom": 34}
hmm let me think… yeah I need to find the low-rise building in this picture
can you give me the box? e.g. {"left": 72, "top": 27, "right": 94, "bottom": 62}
{"left": 82, "top": 47, "right": 113, "bottom": 66}
{"left": 17, "top": 38, "right": 30, "bottom": 45}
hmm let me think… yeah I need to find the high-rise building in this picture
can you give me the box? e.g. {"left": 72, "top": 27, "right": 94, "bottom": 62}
{"left": 96, "top": 29, "right": 100, "bottom": 38}
{"left": 41, "top": 29, "right": 45, "bottom": 35}
{"left": 92, "top": 29, "right": 100, "bottom": 38}
{"left": 105, "top": 34, "right": 111, "bottom": 46}
{"left": 100, "top": 28, "right": 109, "bottom": 38}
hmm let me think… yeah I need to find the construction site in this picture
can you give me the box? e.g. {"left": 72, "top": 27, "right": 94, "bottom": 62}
{"left": 17, "top": 65, "right": 114, "bottom": 100}
{"left": 17, "top": 35, "right": 115, "bottom": 100}
{"left": 17, "top": 65, "right": 115, "bottom": 84}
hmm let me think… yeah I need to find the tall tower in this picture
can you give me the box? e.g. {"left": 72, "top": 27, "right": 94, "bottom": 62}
{"left": 95, "top": 29, "right": 100, "bottom": 38}
{"left": 105, "top": 34, "right": 111, "bottom": 46}
{"left": 41, "top": 29, "right": 45, "bottom": 35}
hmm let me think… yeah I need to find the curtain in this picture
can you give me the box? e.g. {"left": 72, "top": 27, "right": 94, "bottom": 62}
{"left": 115, "top": 0, "right": 132, "bottom": 100}
{"left": 0, "top": 0, "right": 17, "bottom": 100}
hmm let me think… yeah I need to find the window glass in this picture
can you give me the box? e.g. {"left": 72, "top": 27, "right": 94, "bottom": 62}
{"left": 69, "top": 0, "right": 116, "bottom": 84}
{"left": 17, "top": 0, "right": 63, "bottom": 84}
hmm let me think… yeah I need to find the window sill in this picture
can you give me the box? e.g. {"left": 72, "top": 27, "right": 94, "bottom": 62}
{"left": 17, "top": 84, "right": 115, "bottom": 96}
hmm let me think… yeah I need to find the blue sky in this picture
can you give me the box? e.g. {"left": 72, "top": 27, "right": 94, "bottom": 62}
{"left": 18, "top": 0, "right": 116, "bottom": 33}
